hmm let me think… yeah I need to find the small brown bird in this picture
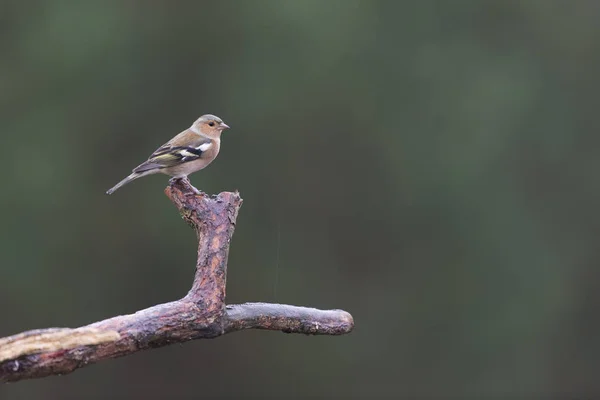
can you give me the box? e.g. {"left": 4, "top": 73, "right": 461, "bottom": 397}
{"left": 106, "top": 114, "right": 230, "bottom": 195}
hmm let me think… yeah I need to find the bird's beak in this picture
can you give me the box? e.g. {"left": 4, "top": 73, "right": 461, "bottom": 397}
{"left": 219, "top": 123, "right": 230, "bottom": 131}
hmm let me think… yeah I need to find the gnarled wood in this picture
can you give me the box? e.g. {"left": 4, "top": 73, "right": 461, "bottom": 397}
{"left": 0, "top": 179, "right": 354, "bottom": 383}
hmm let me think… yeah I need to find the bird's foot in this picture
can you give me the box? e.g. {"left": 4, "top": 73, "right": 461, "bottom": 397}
{"left": 187, "top": 186, "right": 202, "bottom": 196}
{"left": 182, "top": 177, "right": 203, "bottom": 196}
{"left": 169, "top": 177, "right": 202, "bottom": 195}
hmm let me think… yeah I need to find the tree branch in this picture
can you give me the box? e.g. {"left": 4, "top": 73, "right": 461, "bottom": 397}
{"left": 0, "top": 180, "right": 354, "bottom": 383}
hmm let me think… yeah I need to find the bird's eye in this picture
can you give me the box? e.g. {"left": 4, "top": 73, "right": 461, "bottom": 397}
{"left": 208, "top": 122, "right": 215, "bottom": 127}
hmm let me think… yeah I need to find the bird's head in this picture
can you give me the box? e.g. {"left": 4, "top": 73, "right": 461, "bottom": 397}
{"left": 191, "top": 114, "right": 230, "bottom": 139}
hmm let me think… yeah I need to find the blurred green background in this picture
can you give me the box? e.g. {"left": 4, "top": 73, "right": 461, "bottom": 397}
{"left": 1, "top": 0, "right": 600, "bottom": 398}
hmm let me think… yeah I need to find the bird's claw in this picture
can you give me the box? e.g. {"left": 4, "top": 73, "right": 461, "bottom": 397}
{"left": 185, "top": 188, "right": 202, "bottom": 196}
{"left": 183, "top": 179, "right": 202, "bottom": 196}
{"left": 169, "top": 177, "right": 202, "bottom": 196}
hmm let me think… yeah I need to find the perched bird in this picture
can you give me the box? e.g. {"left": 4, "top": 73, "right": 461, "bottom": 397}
{"left": 106, "top": 114, "right": 230, "bottom": 195}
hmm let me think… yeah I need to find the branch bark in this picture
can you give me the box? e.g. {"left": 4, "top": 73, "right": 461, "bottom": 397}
{"left": 0, "top": 180, "right": 353, "bottom": 383}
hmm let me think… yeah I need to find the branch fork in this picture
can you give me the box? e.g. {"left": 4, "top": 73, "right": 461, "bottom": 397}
{"left": 0, "top": 180, "right": 353, "bottom": 383}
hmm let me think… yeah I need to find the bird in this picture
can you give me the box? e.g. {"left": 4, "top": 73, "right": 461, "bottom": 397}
{"left": 106, "top": 114, "right": 230, "bottom": 195}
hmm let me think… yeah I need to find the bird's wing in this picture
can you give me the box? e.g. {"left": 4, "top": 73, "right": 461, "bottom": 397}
{"left": 133, "top": 130, "right": 213, "bottom": 173}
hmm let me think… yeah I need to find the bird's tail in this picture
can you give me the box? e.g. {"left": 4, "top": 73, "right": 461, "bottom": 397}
{"left": 106, "top": 170, "right": 155, "bottom": 195}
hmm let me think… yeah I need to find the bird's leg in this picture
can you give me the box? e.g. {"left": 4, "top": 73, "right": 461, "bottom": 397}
{"left": 181, "top": 176, "right": 202, "bottom": 195}
{"left": 168, "top": 176, "right": 202, "bottom": 195}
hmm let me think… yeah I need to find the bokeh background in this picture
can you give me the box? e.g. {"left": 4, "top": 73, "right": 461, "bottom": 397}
{"left": 1, "top": 0, "right": 600, "bottom": 398}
